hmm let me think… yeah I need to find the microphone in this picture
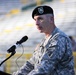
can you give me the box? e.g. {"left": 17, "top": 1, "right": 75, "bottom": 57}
{"left": 7, "top": 36, "right": 28, "bottom": 53}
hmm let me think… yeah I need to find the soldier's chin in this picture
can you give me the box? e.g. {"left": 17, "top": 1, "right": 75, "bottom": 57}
{"left": 38, "top": 30, "right": 43, "bottom": 33}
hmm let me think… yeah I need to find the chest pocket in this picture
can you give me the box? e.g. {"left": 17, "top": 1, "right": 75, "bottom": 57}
{"left": 45, "top": 38, "right": 57, "bottom": 57}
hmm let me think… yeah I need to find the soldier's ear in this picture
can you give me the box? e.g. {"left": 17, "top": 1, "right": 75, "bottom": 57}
{"left": 49, "top": 16, "right": 53, "bottom": 23}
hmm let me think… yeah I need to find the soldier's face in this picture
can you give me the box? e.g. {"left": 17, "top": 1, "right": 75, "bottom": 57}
{"left": 34, "top": 14, "right": 52, "bottom": 33}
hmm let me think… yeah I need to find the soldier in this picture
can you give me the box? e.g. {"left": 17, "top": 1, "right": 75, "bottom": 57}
{"left": 13, "top": 5, "right": 75, "bottom": 75}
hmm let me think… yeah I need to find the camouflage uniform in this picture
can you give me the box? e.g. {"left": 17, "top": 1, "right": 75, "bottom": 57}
{"left": 13, "top": 27, "right": 75, "bottom": 75}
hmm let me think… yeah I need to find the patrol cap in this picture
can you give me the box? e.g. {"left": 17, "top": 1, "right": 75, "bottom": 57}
{"left": 32, "top": 5, "right": 54, "bottom": 19}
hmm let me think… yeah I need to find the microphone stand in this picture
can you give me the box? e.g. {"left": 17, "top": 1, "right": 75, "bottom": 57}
{"left": 0, "top": 51, "right": 16, "bottom": 66}
{"left": 0, "top": 35, "right": 28, "bottom": 66}
{"left": 0, "top": 51, "right": 15, "bottom": 75}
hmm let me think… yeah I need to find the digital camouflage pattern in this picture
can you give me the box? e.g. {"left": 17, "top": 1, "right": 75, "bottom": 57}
{"left": 13, "top": 27, "right": 75, "bottom": 75}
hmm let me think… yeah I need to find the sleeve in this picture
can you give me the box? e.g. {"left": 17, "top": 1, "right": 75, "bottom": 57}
{"left": 27, "top": 35, "right": 67, "bottom": 75}
{"left": 12, "top": 61, "right": 34, "bottom": 75}
{"left": 12, "top": 44, "right": 41, "bottom": 75}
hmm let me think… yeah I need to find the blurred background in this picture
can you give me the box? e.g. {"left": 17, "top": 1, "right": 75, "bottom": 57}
{"left": 0, "top": 0, "right": 76, "bottom": 74}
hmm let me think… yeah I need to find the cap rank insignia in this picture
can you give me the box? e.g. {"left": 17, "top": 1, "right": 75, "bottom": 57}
{"left": 38, "top": 7, "right": 44, "bottom": 14}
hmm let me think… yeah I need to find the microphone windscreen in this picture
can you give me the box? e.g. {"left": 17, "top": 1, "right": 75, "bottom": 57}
{"left": 16, "top": 36, "right": 28, "bottom": 44}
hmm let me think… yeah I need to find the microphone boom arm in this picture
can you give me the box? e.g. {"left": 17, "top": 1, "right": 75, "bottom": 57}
{"left": 0, "top": 51, "right": 16, "bottom": 66}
